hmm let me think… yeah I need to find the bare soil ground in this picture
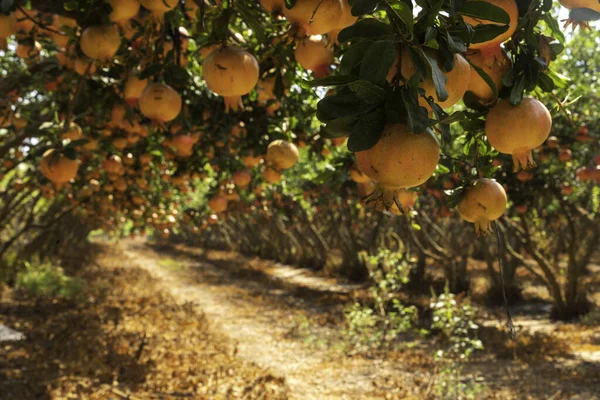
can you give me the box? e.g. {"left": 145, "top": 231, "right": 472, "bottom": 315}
{"left": 1, "top": 240, "right": 599, "bottom": 399}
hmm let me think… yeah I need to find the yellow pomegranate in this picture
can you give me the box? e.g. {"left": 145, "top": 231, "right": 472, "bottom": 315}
{"left": 14, "top": 9, "right": 36, "bottom": 33}
{"left": 208, "top": 194, "right": 228, "bottom": 213}
{"left": 139, "top": 83, "right": 182, "bottom": 122}
{"left": 349, "top": 166, "right": 371, "bottom": 183}
{"left": 16, "top": 41, "right": 41, "bottom": 59}
{"left": 241, "top": 153, "right": 263, "bottom": 168}
{"left": 465, "top": 50, "right": 511, "bottom": 103}
{"left": 109, "top": 0, "right": 140, "bottom": 23}
{"left": 233, "top": 170, "right": 252, "bottom": 187}
{"left": 171, "top": 133, "right": 199, "bottom": 157}
{"left": 462, "top": 0, "right": 518, "bottom": 62}
{"left": 0, "top": 13, "right": 17, "bottom": 38}
{"left": 83, "top": 138, "right": 98, "bottom": 151}
{"left": 387, "top": 48, "right": 471, "bottom": 109}
{"left": 40, "top": 149, "right": 79, "bottom": 188}
{"left": 283, "top": 0, "right": 343, "bottom": 35}
{"left": 80, "top": 25, "right": 121, "bottom": 60}
{"left": 74, "top": 58, "right": 97, "bottom": 75}
{"left": 294, "top": 36, "right": 333, "bottom": 78}
{"left": 61, "top": 122, "right": 83, "bottom": 140}
{"left": 485, "top": 97, "right": 552, "bottom": 170}
{"left": 124, "top": 74, "right": 148, "bottom": 106}
{"left": 457, "top": 178, "right": 507, "bottom": 235}
{"left": 327, "top": 0, "right": 358, "bottom": 43}
{"left": 266, "top": 140, "right": 300, "bottom": 169}
{"left": 203, "top": 46, "right": 259, "bottom": 112}
{"left": 103, "top": 154, "right": 123, "bottom": 174}
{"left": 355, "top": 124, "right": 439, "bottom": 191}
{"left": 263, "top": 167, "right": 282, "bottom": 183}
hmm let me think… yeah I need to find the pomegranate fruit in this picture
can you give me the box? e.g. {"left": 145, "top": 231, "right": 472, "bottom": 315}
{"left": 283, "top": 0, "right": 343, "bottom": 35}
{"left": 294, "top": 36, "right": 333, "bottom": 78}
{"left": 109, "top": 0, "right": 140, "bottom": 23}
{"left": 124, "top": 74, "right": 148, "bottom": 106}
{"left": 80, "top": 25, "right": 121, "bottom": 60}
{"left": 139, "top": 83, "right": 182, "bottom": 122}
{"left": 266, "top": 140, "right": 300, "bottom": 169}
{"left": 465, "top": 50, "right": 511, "bottom": 103}
{"left": 0, "top": 13, "right": 17, "bottom": 38}
{"left": 327, "top": 0, "right": 358, "bottom": 43}
{"left": 103, "top": 155, "right": 123, "bottom": 174}
{"left": 485, "top": 97, "right": 552, "bottom": 170}
{"left": 387, "top": 48, "right": 471, "bottom": 109}
{"left": 264, "top": 167, "right": 282, "bottom": 183}
{"left": 457, "top": 178, "right": 507, "bottom": 235}
{"left": 462, "top": 0, "right": 518, "bottom": 62}
{"left": 233, "top": 170, "right": 252, "bottom": 187}
{"left": 61, "top": 122, "right": 83, "bottom": 140}
{"left": 74, "top": 58, "right": 96, "bottom": 75}
{"left": 355, "top": 124, "right": 440, "bottom": 190}
{"left": 208, "top": 194, "right": 228, "bottom": 213}
{"left": 40, "top": 149, "right": 79, "bottom": 188}
{"left": 349, "top": 166, "right": 371, "bottom": 183}
{"left": 203, "top": 46, "right": 259, "bottom": 112}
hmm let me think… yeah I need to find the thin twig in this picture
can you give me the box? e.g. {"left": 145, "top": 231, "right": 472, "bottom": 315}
{"left": 16, "top": 6, "right": 67, "bottom": 37}
{"left": 309, "top": 0, "right": 325, "bottom": 24}
{"left": 494, "top": 221, "right": 516, "bottom": 338}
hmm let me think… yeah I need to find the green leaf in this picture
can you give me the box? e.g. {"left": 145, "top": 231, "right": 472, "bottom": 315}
{"left": 423, "top": 51, "right": 449, "bottom": 102}
{"left": 322, "top": 116, "right": 357, "bottom": 138}
{"left": 465, "top": 57, "right": 497, "bottom": 99}
{"left": 340, "top": 41, "right": 372, "bottom": 75}
{"left": 63, "top": 147, "right": 77, "bottom": 161}
{"left": 337, "top": 18, "right": 392, "bottom": 43}
{"left": 63, "top": 0, "right": 78, "bottom": 11}
{"left": 387, "top": 1, "right": 414, "bottom": 39}
{"left": 445, "top": 31, "right": 468, "bottom": 53}
{"left": 317, "top": 92, "right": 365, "bottom": 121}
{"left": 307, "top": 75, "right": 357, "bottom": 88}
{"left": 67, "top": 139, "right": 90, "bottom": 148}
{"left": 470, "top": 24, "right": 509, "bottom": 44}
{"left": 459, "top": 1, "right": 510, "bottom": 24}
{"left": 347, "top": 109, "right": 385, "bottom": 152}
{"left": 537, "top": 72, "right": 554, "bottom": 92}
{"left": 400, "top": 87, "right": 430, "bottom": 133}
{"left": 359, "top": 40, "right": 396, "bottom": 84}
{"left": 348, "top": 80, "right": 386, "bottom": 104}
{"left": 509, "top": 74, "right": 525, "bottom": 105}
{"left": 543, "top": 14, "right": 565, "bottom": 44}
{"left": 284, "top": 0, "right": 296, "bottom": 9}
{"left": 1, "top": 0, "right": 14, "bottom": 13}
{"left": 348, "top": 0, "right": 381, "bottom": 16}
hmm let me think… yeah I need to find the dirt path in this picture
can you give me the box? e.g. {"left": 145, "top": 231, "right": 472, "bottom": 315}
{"left": 121, "top": 240, "right": 418, "bottom": 400}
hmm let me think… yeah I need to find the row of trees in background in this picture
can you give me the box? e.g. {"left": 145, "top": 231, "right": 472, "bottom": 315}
{"left": 0, "top": 1, "right": 598, "bottom": 322}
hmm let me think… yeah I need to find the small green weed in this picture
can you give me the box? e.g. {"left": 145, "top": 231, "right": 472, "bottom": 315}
{"left": 15, "top": 258, "right": 83, "bottom": 299}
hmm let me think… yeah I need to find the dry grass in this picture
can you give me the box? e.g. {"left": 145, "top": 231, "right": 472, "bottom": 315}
{"left": 0, "top": 244, "right": 289, "bottom": 400}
